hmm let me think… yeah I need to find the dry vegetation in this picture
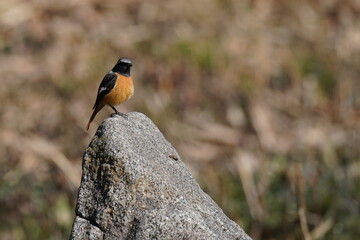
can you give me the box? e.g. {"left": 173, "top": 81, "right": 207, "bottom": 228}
{"left": 1, "top": 0, "right": 360, "bottom": 239}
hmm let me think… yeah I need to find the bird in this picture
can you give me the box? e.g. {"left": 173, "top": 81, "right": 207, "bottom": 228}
{"left": 86, "top": 57, "right": 134, "bottom": 130}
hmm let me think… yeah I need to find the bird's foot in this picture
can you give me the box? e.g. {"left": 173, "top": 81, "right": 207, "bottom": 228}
{"left": 110, "top": 105, "right": 127, "bottom": 118}
{"left": 111, "top": 112, "right": 127, "bottom": 118}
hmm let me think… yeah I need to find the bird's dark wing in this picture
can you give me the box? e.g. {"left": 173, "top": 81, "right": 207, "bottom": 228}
{"left": 92, "top": 72, "right": 117, "bottom": 109}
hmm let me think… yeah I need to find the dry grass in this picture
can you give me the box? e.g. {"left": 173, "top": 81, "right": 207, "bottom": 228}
{"left": 1, "top": 0, "right": 360, "bottom": 239}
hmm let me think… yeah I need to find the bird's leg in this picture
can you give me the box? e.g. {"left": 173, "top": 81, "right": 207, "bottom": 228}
{"left": 110, "top": 105, "right": 120, "bottom": 114}
{"left": 110, "top": 105, "right": 126, "bottom": 117}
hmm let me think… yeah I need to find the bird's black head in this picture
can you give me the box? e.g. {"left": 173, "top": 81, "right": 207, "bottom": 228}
{"left": 112, "top": 57, "right": 132, "bottom": 76}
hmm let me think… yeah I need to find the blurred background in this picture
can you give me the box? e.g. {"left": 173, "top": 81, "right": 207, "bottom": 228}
{"left": 1, "top": 0, "right": 360, "bottom": 239}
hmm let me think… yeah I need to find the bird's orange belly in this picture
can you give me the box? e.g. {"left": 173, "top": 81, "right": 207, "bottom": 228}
{"left": 104, "top": 75, "right": 134, "bottom": 106}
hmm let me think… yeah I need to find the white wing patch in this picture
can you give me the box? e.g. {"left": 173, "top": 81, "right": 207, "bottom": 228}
{"left": 99, "top": 87, "right": 107, "bottom": 94}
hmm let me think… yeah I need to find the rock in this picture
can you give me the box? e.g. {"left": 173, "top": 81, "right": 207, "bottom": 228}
{"left": 70, "top": 112, "right": 252, "bottom": 240}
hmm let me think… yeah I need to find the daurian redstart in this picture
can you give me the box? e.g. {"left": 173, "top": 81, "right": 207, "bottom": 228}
{"left": 86, "top": 57, "right": 134, "bottom": 130}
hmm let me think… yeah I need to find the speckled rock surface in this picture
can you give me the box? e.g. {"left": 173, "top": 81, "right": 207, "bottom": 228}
{"left": 70, "top": 112, "right": 252, "bottom": 240}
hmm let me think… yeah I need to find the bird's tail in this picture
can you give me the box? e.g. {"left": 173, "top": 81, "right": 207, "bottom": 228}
{"left": 86, "top": 103, "right": 104, "bottom": 131}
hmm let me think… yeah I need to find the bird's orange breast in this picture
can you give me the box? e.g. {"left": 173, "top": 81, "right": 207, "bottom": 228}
{"left": 103, "top": 73, "right": 134, "bottom": 106}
